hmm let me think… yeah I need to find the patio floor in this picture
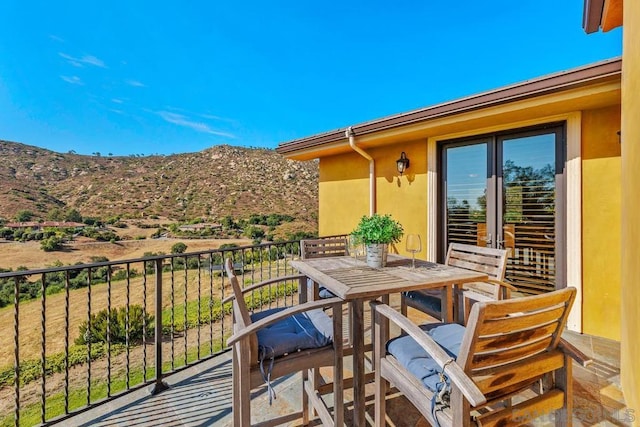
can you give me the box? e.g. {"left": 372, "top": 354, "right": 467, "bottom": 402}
{"left": 59, "top": 302, "right": 630, "bottom": 427}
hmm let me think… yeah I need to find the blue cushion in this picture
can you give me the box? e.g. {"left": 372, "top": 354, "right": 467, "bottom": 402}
{"left": 307, "top": 277, "right": 336, "bottom": 298}
{"left": 386, "top": 323, "right": 465, "bottom": 392}
{"left": 318, "top": 287, "right": 336, "bottom": 298}
{"left": 404, "top": 290, "right": 442, "bottom": 314}
{"left": 250, "top": 307, "right": 334, "bottom": 359}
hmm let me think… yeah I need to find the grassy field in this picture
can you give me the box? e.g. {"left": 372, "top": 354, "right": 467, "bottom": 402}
{"left": 0, "top": 235, "right": 252, "bottom": 271}
{"left": 0, "top": 231, "right": 255, "bottom": 362}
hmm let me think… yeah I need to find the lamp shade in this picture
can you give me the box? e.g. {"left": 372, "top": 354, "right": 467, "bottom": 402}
{"left": 396, "top": 152, "right": 409, "bottom": 175}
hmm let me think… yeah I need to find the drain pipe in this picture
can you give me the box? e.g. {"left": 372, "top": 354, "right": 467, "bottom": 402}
{"left": 346, "top": 126, "right": 376, "bottom": 215}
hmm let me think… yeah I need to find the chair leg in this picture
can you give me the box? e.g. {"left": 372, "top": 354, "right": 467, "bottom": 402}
{"left": 555, "top": 355, "right": 573, "bottom": 426}
{"left": 232, "top": 347, "right": 241, "bottom": 427}
{"left": 400, "top": 294, "right": 408, "bottom": 316}
{"left": 302, "top": 368, "right": 309, "bottom": 425}
{"left": 333, "top": 304, "right": 344, "bottom": 426}
{"left": 234, "top": 342, "right": 251, "bottom": 427}
{"left": 373, "top": 307, "right": 388, "bottom": 427}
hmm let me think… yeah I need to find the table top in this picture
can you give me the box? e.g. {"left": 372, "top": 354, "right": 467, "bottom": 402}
{"left": 290, "top": 255, "right": 488, "bottom": 300}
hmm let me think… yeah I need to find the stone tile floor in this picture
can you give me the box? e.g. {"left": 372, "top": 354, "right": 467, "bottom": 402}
{"left": 60, "top": 307, "right": 631, "bottom": 427}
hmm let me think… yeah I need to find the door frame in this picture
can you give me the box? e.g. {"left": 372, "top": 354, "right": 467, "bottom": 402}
{"left": 426, "top": 112, "right": 583, "bottom": 332}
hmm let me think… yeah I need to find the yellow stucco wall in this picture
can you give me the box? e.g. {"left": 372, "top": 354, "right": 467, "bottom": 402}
{"left": 621, "top": 0, "right": 640, "bottom": 420}
{"left": 318, "top": 140, "right": 428, "bottom": 258}
{"left": 581, "top": 106, "right": 621, "bottom": 340}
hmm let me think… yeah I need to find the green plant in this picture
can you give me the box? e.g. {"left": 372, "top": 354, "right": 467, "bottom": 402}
{"left": 171, "top": 242, "right": 188, "bottom": 254}
{"left": 75, "top": 305, "right": 154, "bottom": 345}
{"left": 351, "top": 213, "right": 404, "bottom": 244}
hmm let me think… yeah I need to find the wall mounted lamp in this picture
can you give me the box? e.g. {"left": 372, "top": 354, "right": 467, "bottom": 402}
{"left": 396, "top": 152, "right": 410, "bottom": 175}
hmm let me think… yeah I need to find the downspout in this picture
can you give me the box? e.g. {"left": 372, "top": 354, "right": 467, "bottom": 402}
{"left": 346, "top": 126, "right": 376, "bottom": 215}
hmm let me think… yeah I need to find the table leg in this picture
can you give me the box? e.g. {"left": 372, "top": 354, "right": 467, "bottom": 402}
{"left": 351, "top": 299, "right": 365, "bottom": 427}
{"left": 443, "top": 285, "right": 454, "bottom": 323}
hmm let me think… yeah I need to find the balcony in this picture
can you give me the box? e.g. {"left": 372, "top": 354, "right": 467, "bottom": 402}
{"left": 0, "top": 239, "right": 629, "bottom": 426}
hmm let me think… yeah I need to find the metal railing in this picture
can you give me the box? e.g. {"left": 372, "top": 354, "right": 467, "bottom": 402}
{"left": 0, "top": 238, "right": 334, "bottom": 426}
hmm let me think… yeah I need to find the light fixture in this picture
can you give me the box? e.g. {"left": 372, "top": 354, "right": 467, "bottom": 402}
{"left": 396, "top": 152, "right": 410, "bottom": 175}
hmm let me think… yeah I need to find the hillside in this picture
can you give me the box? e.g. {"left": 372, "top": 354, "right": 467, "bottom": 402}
{"left": 0, "top": 140, "right": 318, "bottom": 226}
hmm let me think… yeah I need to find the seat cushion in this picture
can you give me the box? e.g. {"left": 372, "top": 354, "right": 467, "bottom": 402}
{"left": 307, "top": 277, "right": 336, "bottom": 298}
{"left": 386, "top": 323, "right": 465, "bottom": 392}
{"left": 403, "top": 289, "right": 442, "bottom": 314}
{"left": 251, "top": 307, "right": 334, "bottom": 359}
{"left": 318, "top": 287, "right": 336, "bottom": 298}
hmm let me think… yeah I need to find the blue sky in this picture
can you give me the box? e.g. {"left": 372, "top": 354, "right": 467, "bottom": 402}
{"left": 0, "top": 1, "right": 621, "bottom": 156}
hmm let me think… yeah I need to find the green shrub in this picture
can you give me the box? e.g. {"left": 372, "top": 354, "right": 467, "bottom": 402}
{"left": 75, "top": 305, "right": 154, "bottom": 345}
{"left": 40, "top": 236, "right": 64, "bottom": 251}
{"left": 171, "top": 242, "right": 188, "bottom": 254}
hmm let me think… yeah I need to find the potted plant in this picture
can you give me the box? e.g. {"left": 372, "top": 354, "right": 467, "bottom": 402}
{"left": 351, "top": 213, "right": 404, "bottom": 268}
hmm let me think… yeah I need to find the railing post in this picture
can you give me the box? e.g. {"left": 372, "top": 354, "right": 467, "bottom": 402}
{"left": 151, "top": 258, "right": 169, "bottom": 394}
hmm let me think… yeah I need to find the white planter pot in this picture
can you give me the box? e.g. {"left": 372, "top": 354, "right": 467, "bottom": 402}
{"left": 365, "top": 243, "right": 388, "bottom": 268}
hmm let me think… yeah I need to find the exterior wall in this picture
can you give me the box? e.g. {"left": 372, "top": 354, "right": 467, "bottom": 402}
{"left": 621, "top": 0, "right": 640, "bottom": 420}
{"left": 318, "top": 152, "right": 370, "bottom": 236}
{"left": 581, "top": 106, "right": 621, "bottom": 340}
{"left": 318, "top": 140, "right": 428, "bottom": 258}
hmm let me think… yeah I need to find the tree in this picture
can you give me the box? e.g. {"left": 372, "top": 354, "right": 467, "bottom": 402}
{"left": 47, "top": 208, "right": 64, "bottom": 221}
{"left": 221, "top": 215, "right": 237, "bottom": 230}
{"left": 15, "top": 210, "right": 34, "bottom": 222}
{"left": 171, "top": 242, "right": 188, "bottom": 254}
{"left": 244, "top": 225, "right": 265, "bottom": 240}
{"left": 64, "top": 208, "right": 83, "bottom": 223}
{"left": 41, "top": 236, "right": 63, "bottom": 252}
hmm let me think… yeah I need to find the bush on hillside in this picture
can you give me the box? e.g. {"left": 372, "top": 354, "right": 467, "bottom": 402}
{"left": 75, "top": 305, "right": 154, "bottom": 345}
{"left": 40, "top": 236, "right": 64, "bottom": 251}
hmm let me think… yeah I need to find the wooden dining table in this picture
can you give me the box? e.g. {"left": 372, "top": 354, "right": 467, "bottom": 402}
{"left": 289, "top": 254, "right": 489, "bottom": 427}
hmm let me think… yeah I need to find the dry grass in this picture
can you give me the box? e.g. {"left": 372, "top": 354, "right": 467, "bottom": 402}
{"left": 0, "top": 235, "right": 254, "bottom": 365}
{"left": 0, "top": 267, "right": 223, "bottom": 366}
{"left": 0, "top": 234, "right": 252, "bottom": 271}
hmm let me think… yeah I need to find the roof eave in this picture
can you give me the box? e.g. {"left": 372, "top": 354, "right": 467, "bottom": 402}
{"left": 276, "top": 58, "right": 622, "bottom": 157}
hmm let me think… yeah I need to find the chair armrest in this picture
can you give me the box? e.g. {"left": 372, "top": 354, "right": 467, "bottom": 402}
{"left": 484, "top": 279, "right": 517, "bottom": 292}
{"left": 559, "top": 338, "right": 593, "bottom": 367}
{"left": 227, "top": 297, "right": 343, "bottom": 346}
{"left": 371, "top": 302, "right": 487, "bottom": 407}
{"left": 221, "top": 274, "right": 307, "bottom": 304}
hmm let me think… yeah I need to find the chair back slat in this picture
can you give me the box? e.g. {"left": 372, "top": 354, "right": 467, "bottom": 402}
{"left": 471, "top": 336, "right": 554, "bottom": 370}
{"left": 472, "top": 350, "right": 566, "bottom": 395}
{"left": 225, "top": 258, "right": 258, "bottom": 364}
{"left": 476, "top": 305, "right": 566, "bottom": 336}
{"left": 457, "top": 287, "right": 575, "bottom": 397}
{"left": 473, "top": 322, "right": 558, "bottom": 353}
{"left": 301, "top": 238, "right": 348, "bottom": 259}
{"left": 446, "top": 243, "right": 508, "bottom": 280}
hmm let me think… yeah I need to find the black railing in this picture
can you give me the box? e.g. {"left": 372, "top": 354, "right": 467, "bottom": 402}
{"left": 0, "top": 238, "right": 341, "bottom": 426}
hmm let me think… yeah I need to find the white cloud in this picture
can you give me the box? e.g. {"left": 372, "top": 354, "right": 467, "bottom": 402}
{"left": 81, "top": 55, "right": 106, "bottom": 68}
{"left": 60, "top": 75, "right": 84, "bottom": 85}
{"left": 49, "top": 35, "right": 65, "bottom": 43}
{"left": 111, "top": 98, "right": 124, "bottom": 104}
{"left": 125, "top": 79, "right": 145, "bottom": 87}
{"left": 157, "top": 111, "right": 235, "bottom": 138}
{"left": 59, "top": 52, "right": 106, "bottom": 68}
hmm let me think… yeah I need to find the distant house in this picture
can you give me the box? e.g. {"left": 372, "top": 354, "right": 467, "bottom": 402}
{"left": 4, "top": 221, "right": 86, "bottom": 230}
{"left": 177, "top": 223, "right": 222, "bottom": 232}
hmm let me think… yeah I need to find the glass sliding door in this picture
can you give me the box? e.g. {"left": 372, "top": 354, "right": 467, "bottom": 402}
{"left": 443, "top": 142, "right": 490, "bottom": 248}
{"left": 441, "top": 124, "right": 564, "bottom": 294}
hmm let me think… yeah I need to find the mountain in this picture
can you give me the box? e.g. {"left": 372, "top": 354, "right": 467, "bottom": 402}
{"left": 0, "top": 140, "right": 319, "bottom": 225}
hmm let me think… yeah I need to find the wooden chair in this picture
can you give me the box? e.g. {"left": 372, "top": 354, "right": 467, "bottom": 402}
{"left": 223, "top": 258, "right": 344, "bottom": 426}
{"left": 373, "top": 287, "right": 591, "bottom": 427}
{"left": 401, "top": 243, "right": 516, "bottom": 323}
{"left": 301, "top": 237, "right": 348, "bottom": 259}
{"left": 301, "top": 238, "right": 348, "bottom": 299}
